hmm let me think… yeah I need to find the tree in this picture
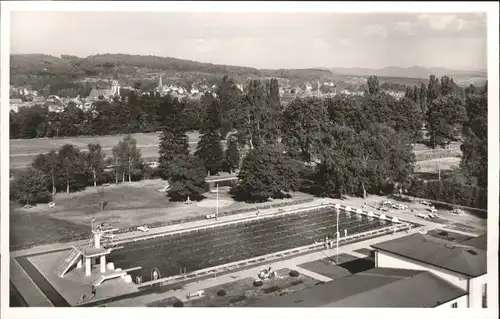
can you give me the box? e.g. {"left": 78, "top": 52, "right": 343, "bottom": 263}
{"left": 390, "top": 97, "right": 424, "bottom": 142}
{"left": 11, "top": 168, "right": 51, "bottom": 205}
{"left": 58, "top": 144, "right": 85, "bottom": 194}
{"left": 195, "top": 129, "right": 224, "bottom": 176}
{"left": 367, "top": 75, "right": 380, "bottom": 95}
{"left": 237, "top": 146, "right": 302, "bottom": 201}
{"left": 112, "top": 136, "right": 143, "bottom": 183}
{"left": 460, "top": 85, "right": 488, "bottom": 188}
{"left": 167, "top": 154, "right": 208, "bottom": 201}
{"left": 427, "top": 75, "right": 440, "bottom": 102}
{"left": 426, "top": 95, "right": 467, "bottom": 148}
{"left": 32, "top": 149, "right": 59, "bottom": 196}
{"left": 158, "top": 129, "right": 190, "bottom": 180}
{"left": 282, "top": 96, "right": 328, "bottom": 162}
{"left": 86, "top": 143, "right": 105, "bottom": 187}
{"left": 215, "top": 75, "right": 242, "bottom": 137}
{"left": 223, "top": 135, "right": 241, "bottom": 174}
{"left": 122, "top": 135, "right": 143, "bottom": 182}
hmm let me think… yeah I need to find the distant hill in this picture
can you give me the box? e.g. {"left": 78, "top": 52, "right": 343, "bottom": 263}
{"left": 10, "top": 53, "right": 486, "bottom": 91}
{"left": 331, "top": 66, "right": 487, "bottom": 79}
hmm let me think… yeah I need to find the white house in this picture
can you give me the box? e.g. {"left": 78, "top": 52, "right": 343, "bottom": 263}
{"left": 371, "top": 233, "right": 487, "bottom": 308}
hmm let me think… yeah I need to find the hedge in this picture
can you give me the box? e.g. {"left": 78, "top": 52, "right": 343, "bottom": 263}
{"left": 407, "top": 178, "right": 487, "bottom": 210}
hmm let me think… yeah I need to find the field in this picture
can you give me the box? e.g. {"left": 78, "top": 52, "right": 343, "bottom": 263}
{"left": 146, "top": 268, "right": 320, "bottom": 307}
{"left": 9, "top": 179, "right": 312, "bottom": 250}
{"left": 9, "top": 131, "right": 203, "bottom": 169}
{"left": 108, "top": 207, "right": 392, "bottom": 282}
{"left": 9, "top": 132, "right": 460, "bottom": 170}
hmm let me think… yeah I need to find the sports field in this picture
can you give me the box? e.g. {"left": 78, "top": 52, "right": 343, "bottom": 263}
{"left": 108, "top": 207, "right": 393, "bottom": 282}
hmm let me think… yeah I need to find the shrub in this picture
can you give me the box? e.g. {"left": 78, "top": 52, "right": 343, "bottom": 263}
{"left": 253, "top": 280, "right": 263, "bottom": 287}
{"left": 173, "top": 300, "right": 184, "bottom": 307}
{"left": 217, "top": 289, "right": 227, "bottom": 297}
{"left": 289, "top": 270, "right": 300, "bottom": 277}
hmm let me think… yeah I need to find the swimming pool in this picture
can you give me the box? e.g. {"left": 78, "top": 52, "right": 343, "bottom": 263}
{"left": 109, "top": 207, "right": 393, "bottom": 282}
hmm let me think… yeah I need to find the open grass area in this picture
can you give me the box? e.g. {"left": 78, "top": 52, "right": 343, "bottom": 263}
{"left": 298, "top": 253, "right": 374, "bottom": 280}
{"left": 9, "top": 131, "right": 203, "bottom": 169}
{"left": 146, "top": 268, "right": 320, "bottom": 307}
{"left": 10, "top": 179, "right": 313, "bottom": 251}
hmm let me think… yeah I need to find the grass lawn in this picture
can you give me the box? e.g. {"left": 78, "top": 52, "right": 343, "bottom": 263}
{"left": 10, "top": 179, "right": 313, "bottom": 250}
{"left": 298, "top": 253, "right": 375, "bottom": 280}
{"left": 10, "top": 131, "right": 217, "bottom": 169}
{"left": 426, "top": 229, "right": 474, "bottom": 243}
{"left": 147, "top": 268, "right": 320, "bottom": 307}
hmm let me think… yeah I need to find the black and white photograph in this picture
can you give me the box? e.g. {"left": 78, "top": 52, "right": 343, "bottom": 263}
{"left": 0, "top": 1, "right": 498, "bottom": 317}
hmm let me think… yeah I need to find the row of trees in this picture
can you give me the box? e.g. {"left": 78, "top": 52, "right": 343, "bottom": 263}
{"left": 10, "top": 93, "right": 206, "bottom": 139}
{"left": 11, "top": 74, "right": 488, "bottom": 208}
{"left": 10, "top": 136, "right": 147, "bottom": 205}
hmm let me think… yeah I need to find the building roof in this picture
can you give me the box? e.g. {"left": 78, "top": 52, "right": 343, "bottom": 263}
{"left": 371, "top": 234, "right": 486, "bottom": 278}
{"left": 460, "top": 235, "right": 487, "bottom": 251}
{"left": 250, "top": 268, "right": 467, "bottom": 308}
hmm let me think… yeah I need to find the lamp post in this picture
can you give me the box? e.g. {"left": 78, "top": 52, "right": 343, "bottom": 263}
{"left": 336, "top": 209, "right": 339, "bottom": 264}
{"left": 216, "top": 183, "right": 219, "bottom": 220}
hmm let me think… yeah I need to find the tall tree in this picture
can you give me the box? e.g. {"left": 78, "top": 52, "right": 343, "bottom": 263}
{"left": 11, "top": 168, "right": 51, "bottom": 205}
{"left": 195, "top": 129, "right": 224, "bottom": 176}
{"left": 237, "top": 146, "right": 302, "bottom": 201}
{"left": 167, "top": 154, "right": 208, "bottom": 201}
{"left": 58, "top": 144, "right": 84, "bottom": 194}
{"left": 426, "top": 95, "right": 467, "bottom": 148}
{"left": 224, "top": 135, "right": 241, "bottom": 174}
{"left": 158, "top": 129, "right": 190, "bottom": 180}
{"left": 367, "top": 75, "right": 380, "bottom": 95}
{"left": 282, "top": 96, "right": 328, "bottom": 162}
{"left": 32, "top": 149, "right": 59, "bottom": 196}
{"left": 427, "top": 75, "right": 441, "bottom": 102}
{"left": 86, "top": 143, "right": 105, "bottom": 187}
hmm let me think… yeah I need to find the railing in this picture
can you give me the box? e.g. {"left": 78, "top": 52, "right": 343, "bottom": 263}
{"left": 136, "top": 221, "right": 413, "bottom": 288}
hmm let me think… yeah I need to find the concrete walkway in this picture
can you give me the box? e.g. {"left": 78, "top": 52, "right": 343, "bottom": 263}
{"left": 9, "top": 197, "right": 452, "bottom": 307}
{"left": 10, "top": 258, "right": 53, "bottom": 307}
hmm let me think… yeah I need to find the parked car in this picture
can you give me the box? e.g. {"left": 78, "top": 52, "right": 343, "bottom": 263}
{"left": 452, "top": 208, "right": 464, "bottom": 215}
{"left": 416, "top": 213, "right": 429, "bottom": 220}
{"left": 421, "top": 200, "right": 431, "bottom": 206}
{"left": 383, "top": 200, "right": 392, "bottom": 205}
{"left": 137, "top": 226, "right": 149, "bottom": 232}
{"left": 427, "top": 207, "right": 438, "bottom": 214}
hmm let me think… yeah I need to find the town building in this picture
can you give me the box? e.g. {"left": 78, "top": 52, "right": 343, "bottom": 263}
{"left": 250, "top": 233, "right": 487, "bottom": 308}
{"left": 372, "top": 233, "right": 487, "bottom": 308}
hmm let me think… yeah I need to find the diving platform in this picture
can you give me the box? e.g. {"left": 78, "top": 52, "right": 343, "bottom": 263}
{"left": 57, "top": 219, "right": 120, "bottom": 278}
{"left": 93, "top": 266, "right": 142, "bottom": 287}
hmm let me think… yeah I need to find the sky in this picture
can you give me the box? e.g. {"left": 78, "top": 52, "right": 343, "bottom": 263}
{"left": 10, "top": 12, "right": 487, "bottom": 70}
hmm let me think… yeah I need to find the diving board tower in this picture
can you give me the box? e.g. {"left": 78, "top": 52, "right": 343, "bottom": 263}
{"left": 57, "top": 219, "right": 118, "bottom": 278}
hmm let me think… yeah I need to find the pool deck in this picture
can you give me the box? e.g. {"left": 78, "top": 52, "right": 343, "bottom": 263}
{"left": 10, "top": 197, "right": 477, "bottom": 307}
{"left": 101, "top": 228, "right": 421, "bottom": 307}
